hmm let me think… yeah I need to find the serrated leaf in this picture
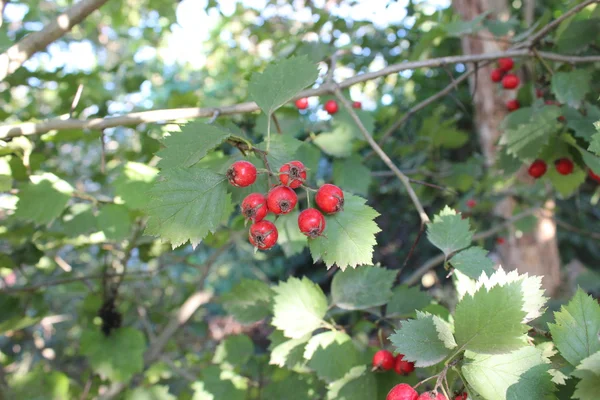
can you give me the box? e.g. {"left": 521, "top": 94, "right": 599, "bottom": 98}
{"left": 80, "top": 327, "right": 146, "bottom": 382}
{"left": 551, "top": 70, "right": 591, "bottom": 109}
{"left": 548, "top": 289, "right": 600, "bottom": 367}
{"left": 145, "top": 167, "right": 233, "bottom": 248}
{"left": 563, "top": 104, "right": 600, "bottom": 140}
{"left": 389, "top": 312, "right": 455, "bottom": 367}
{"left": 272, "top": 277, "right": 328, "bottom": 339}
{"left": 113, "top": 162, "right": 158, "bottom": 210}
{"left": 97, "top": 204, "right": 132, "bottom": 241}
{"left": 589, "top": 132, "right": 600, "bottom": 156}
{"left": 575, "top": 146, "right": 600, "bottom": 173}
{"left": 274, "top": 210, "right": 307, "bottom": 257}
{"left": 262, "top": 373, "right": 319, "bottom": 400}
{"left": 268, "top": 330, "right": 310, "bottom": 369}
{"left": 454, "top": 282, "right": 528, "bottom": 354}
{"left": 326, "top": 365, "right": 377, "bottom": 400}
{"left": 249, "top": 56, "right": 318, "bottom": 116}
{"left": 556, "top": 19, "right": 600, "bottom": 54}
{"left": 449, "top": 247, "right": 495, "bottom": 279}
{"left": 14, "top": 173, "right": 73, "bottom": 225}
{"left": 308, "top": 193, "right": 380, "bottom": 270}
{"left": 156, "top": 121, "right": 231, "bottom": 170}
{"left": 221, "top": 279, "right": 274, "bottom": 324}
{"left": 331, "top": 265, "right": 395, "bottom": 310}
{"left": 427, "top": 206, "right": 473, "bottom": 257}
{"left": 332, "top": 155, "right": 372, "bottom": 196}
{"left": 192, "top": 366, "right": 247, "bottom": 400}
{"left": 126, "top": 386, "right": 176, "bottom": 400}
{"left": 572, "top": 351, "right": 600, "bottom": 400}
{"left": 257, "top": 134, "right": 304, "bottom": 171}
{"left": 419, "top": 107, "right": 468, "bottom": 149}
{"left": 213, "top": 334, "right": 254, "bottom": 369}
{"left": 386, "top": 285, "right": 433, "bottom": 318}
{"left": 304, "top": 331, "right": 361, "bottom": 382}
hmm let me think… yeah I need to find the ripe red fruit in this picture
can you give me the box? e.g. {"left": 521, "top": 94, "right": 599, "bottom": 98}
{"left": 555, "top": 158, "right": 574, "bottom": 175}
{"left": 241, "top": 193, "right": 268, "bottom": 223}
{"left": 372, "top": 349, "right": 395, "bottom": 371}
{"left": 298, "top": 208, "right": 326, "bottom": 238}
{"left": 528, "top": 159, "right": 547, "bottom": 179}
{"left": 295, "top": 97, "right": 309, "bottom": 110}
{"left": 490, "top": 68, "right": 504, "bottom": 82}
{"left": 279, "top": 161, "right": 307, "bottom": 189}
{"left": 498, "top": 57, "right": 514, "bottom": 72}
{"left": 589, "top": 169, "right": 600, "bottom": 183}
{"left": 227, "top": 161, "right": 257, "bottom": 187}
{"left": 386, "top": 383, "right": 419, "bottom": 400}
{"left": 394, "top": 354, "right": 415, "bottom": 375}
{"left": 466, "top": 199, "right": 476, "bottom": 209}
{"left": 454, "top": 393, "right": 468, "bottom": 400}
{"left": 248, "top": 220, "right": 278, "bottom": 250}
{"left": 315, "top": 184, "right": 344, "bottom": 214}
{"left": 324, "top": 99, "right": 339, "bottom": 115}
{"left": 496, "top": 237, "right": 506, "bottom": 245}
{"left": 536, "top": 88, "right": 544, "bottom": 98}
{"left": 502, "top": 74, "right": 520, "bottom": 89}
{"left": 266, "top": 186, "right": 297, "bottom": 215}
{"left": 352, "top": 101, "right": 362, "bottom": 109}
{"left": 417, "top": 392, "right": 447, "bottom": 400}
{"left": 506, "top": 99, "right": 520, "bottom": 112}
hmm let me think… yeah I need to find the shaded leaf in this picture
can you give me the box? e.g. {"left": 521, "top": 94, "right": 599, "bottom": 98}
{"left": 331, "top": 265, "right": 395, "bottom": 310}
{"left": 304, "top": 331, "right": 361, "bottom": 382}
{"left": 427, "top": 206, "right": 473, "bottom": 257}
{"left": 213, "top": 334, "right": 254, "bottom": 369}
{"left": 332, "top": 155, "right": 372, "bottom": 196}
{"left": 449, "top": 246, "right": 495, "bottom": 279}
{"left": 221, "top": 279, "right": 274, "bottom": 324}
{"left": 551, "top": 70, "right": 591, "bottom": 109}
{"left": 386, "top": 285, "right": 433, "bottom": 318}
{"left": 97, "top": 204, "right": 132, "bottom": 241}
{"left": 326, "top": 366, "right": 377, "bottom": 400}
{"left": 14, "top": 173, "right": 73, "bottom": 225}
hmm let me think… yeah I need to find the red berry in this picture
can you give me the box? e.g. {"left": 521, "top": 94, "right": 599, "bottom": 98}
{"left": 589, "top": 169, "right": 600, "bottom": 183}
{"left": 454, "top": 393, "right": 468, "bottom": 400}
{"left": 372, "top": 349, "right": 395, "bottom": 371}
{"left": 387, "top": 383, "right": 419, "bottom": 400}
{"left": 466, "top": 199, "right": 476, "bottom": 209}
{"left": 555, "top": 158, "right": 574, "bottom": 175}
{"left": 417, "top": 392, "right": 447, "bottom": 400}
{"left": 298, "top": 208, "right": 326, "bottom": 238}
{"left": 490, "top": 68, "right": 504, "bottom": 83}
{"left": 498, "top": 57, "right": 514, "bottom": 72}
{"left": 315, "top": 184, "right": 344, "bottom": 214}
{"left": 241, "top": 193, "right": 268, "bottom": 223}
{"left": 352, "top": 101, "right": 362, "bottom": 109}
{"left": 227, "top": 161, "right": 257, "bottom": 187}
{"left": 506, "top": 99, "right": 520, "bottom": 112}
{"left": 279, "top": 161, "right": 307, "bottom": 189}
{"left": 528, "top": 159, "right": 547, "bottom": 179}
{"left": 266, "top": 186, "right": 297, "bottom": 215}
{"left": 496, "top": 237, "right": 505, "bottom": 245}
{"left": 295, "top": 97, "right": 309, "bottom": 110}
{"left": 248, "top": 220, "right": 278, "bottom": 250}
{"left": 502, "top": 74, "right": 520, "bottom": 89}
{"left": 536, "top": 88, "right": 544, "bottom": 98}
{"left": 393, "top": 354, "right": 415, "bottom": 375}
{"left": 324, "top": 100, "right": 339, "bottom": 115}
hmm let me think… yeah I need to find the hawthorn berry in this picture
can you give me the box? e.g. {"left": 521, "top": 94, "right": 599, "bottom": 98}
{"left": 555, "top": 158, "right": 574, "bottom": 175}
{"left": 490, "top": 68, "right": 504, "bottom": 83}
{"left": 393, "top": 353, "right": 415, "bottom": 375}
{"left": 498, "top": 57, "right": 514, "bottom": 72}
{"left": 241, "top": 193, "right": 268, "bottom": 223}
{"left": 502, "top": 74, "right": 520, "bottom": 89}
{"left": 536, "top": 88, "right": 544, "bottom": 98}
{"left": 324, "top": 99, "right": 339, "bottom": 115}
{"left": 386, "top": 383, "right": 419, "bottom": 400}
{"left": 454, "top": 393, "right": 468, "bottom": 400}
{"left": 248, "top": 220, "right": 278, "bottom": 250}
{"left": 589, "top": 169, "right": 600, "bottom": 183}
{"left": 417, "top": 392, "right": 447, "bottom": 400}
{"left": 496, "top": 237, "right": 506, "bottom": 245}
{"left": 352, "top": 101, "right": 362, "bottom": 109}
{"left": 227, "top": 160, "right": 257, "bottom": 187}
{"left": 295, "top": 97, "right": 309, "bottom": 110}
{"left": 279, "top": 160, "right": 307, "bottom": 189}
{"left": 315, "top": 184, "right": 344, "bottom": 214}
{"left": 298, "top": 208, "right": 326, "bottom": 238}
{"left": 506, "top": 99, "right": 520, "bottom": 112}
{"left": 266, "top": 186, "right": 297, "bottom": 215}
{"left": 372, "top": 349, "right": 395, "bottom": 371}
{"left": 528, "top": 159, "right": 547, "bottom": 179}
{"left": 466, "top": 199, "right": 476, "bottom": 209}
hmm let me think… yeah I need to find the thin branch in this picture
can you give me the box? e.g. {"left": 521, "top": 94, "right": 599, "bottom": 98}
{"left": 70, "top": 84, "right": 84, "bottom": 118}
{"left": 0, "top": 0, "right": 110, "bottom": 81}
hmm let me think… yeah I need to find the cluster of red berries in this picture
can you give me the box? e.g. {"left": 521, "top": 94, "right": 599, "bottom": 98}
{"left": 226, "top": 160, "right": 345, "bottom": 250}
{"left": 527, "top": 158, "right": 600, "bottom": 182}
{"left": 294, "top": 97, "right": 361, "bottom": 114}
{"left": 490, "top": 58, "right": 520, "bottom": 112}
{"left": 372, "top": 350, "right": 415, "bottom": 375}
{"left": 387, "top": 383, "right": 468, "bottom": 400}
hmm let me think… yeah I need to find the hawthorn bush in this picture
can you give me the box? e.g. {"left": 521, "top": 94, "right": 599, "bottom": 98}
{"left": 1, "top": 1, "right": 600, "bottom": 400}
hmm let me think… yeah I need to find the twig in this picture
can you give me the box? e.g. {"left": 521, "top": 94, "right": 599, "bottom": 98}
{"left": 271, "top": 114, "right": 282, "bottom": 134}
{"left": 208, "top": 110, "right": 220, "bottom": 124}
{"left": 533, "top": 48, "right": 554, "bottom": 76}
{"left": 70, "top": 84, "right": 84, "bottom": 118}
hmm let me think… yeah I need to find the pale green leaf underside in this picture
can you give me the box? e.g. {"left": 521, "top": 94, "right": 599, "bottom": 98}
{"left": 572, "top": 351, "right": 600, "bottom": 400}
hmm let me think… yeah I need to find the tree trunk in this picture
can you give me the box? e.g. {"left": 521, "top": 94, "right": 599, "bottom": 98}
{"left": 452, "top": 0, "right": 562, "bottom": 296}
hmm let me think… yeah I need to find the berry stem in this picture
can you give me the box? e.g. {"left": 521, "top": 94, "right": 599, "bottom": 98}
{"left": 266, "top": 112, "right": 272, "bottom": 152}
{"left": 533, "top": 48, "right": 554, "bottom": 76}
{"left": 305, "top": 186, "right": 311, "bottom": 208}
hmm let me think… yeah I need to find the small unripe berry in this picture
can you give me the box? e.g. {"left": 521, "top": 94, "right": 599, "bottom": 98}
{"left": 227, "top": 161, "right": 257, "bottom": 187}
{"left": 298, "top": 208, "right": 326, "bottom": 238}
{"left": 502, "top": 74, "right": 520, "bottom": 89}
{"left": 352, "top": 101, "right": 362, "bottom": 109}
{"left": 466, "top": 199, "right": 476, "bottom": 209}
{"left": 393, "top": 354, "right": 415, "bottom": 375}
{"left": 241, "top": 193, "right": 268, "bottom": 223}
{"left": 589, "top": 169, "right": 600, "bottom": 183}
{"left": 417, "top": 392, "right": 447, "bottom": 400}
{"left": 295, "top": 97, "right": 309, "bottom": 110}
{"left": 528, "top": 159, "right": 547, "bottom": 179}
{"left": 324, "top": 100, "right": 339, "bottom": 115}
{"left": 555, "top": 158, "right": 574, "bottom": 175}
{"left": 454, "top": 393, "right": 468, "bottom": 400}
{"left": 266, "top": 186, "right": 297, "bottom": 215}
{"left": 372, "top": 349, "right": 395, "bottom": 371}
{"left": 279, "top": 160, "right": 307, "bottom": 189}
{"left": 490, "top": 68, "right": 504, "bottom": 82}
{"left": 506, "top": 99, "right": 520, "bottom": 112}
{"left": 248, "top": 220, "right": 278, "bottom": 250}
{"left": 498, "top": 57, "right": 514, "bottom": 72}
{"left": 386, "top": 383, "right": 418, "bottom": 400}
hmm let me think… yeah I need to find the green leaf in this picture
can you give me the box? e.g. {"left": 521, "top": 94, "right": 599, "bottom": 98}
{"left": 444, "top": 11, "right": 490, "bottom": 36}
{"left": 462, "top": 347, "right": 555, "bottom": 400}
{"left": 213, "top": 334, "right": 254, "bottom": 369}
{"left": 419, "top": 107, "right": 468, "bottom": 149}
{"left": 221, "top": 279, "right": 274, "bottom": 324}
{"left": 126, "top": 386, "right": 176, "bottom": 400}
{"left": 113, "top": 161, "right": 158, "bottom": 210}
{"left": 589, "top": 132, "right": 600, "bottom": 156}
{"left": 326, "top": 365, "right": 377, "bottom": 400}
{"left": 484, "top": 18, "right": 519, "bottom": 37}
{"left": 274, "top": 210, "right": 307, "bottom": 257}
{"left": 257, "top": 134, "right": 304, "bottom": 171}
{"left": 556, "top": 19, "right": 600, "bottom": 54}
{"left": 313, "top": 127, "right": 355, "bottom": 158}
{"left": 331, "top": 265, "right": 395, "bottom": 310}
{"left": 145, "top": 167, "right": 233, "bottom": 248}
{"left": 575, "top": 146, "right": 600, "bottom": 173}
{"left": 563, "top": 103, "right": 600, "bottom": 140}
{"left": 156, "top": 121, "right": 231, "bottom": 170}
{"left": 551, "top": 70, "right": 591, "bottom": 109}
{"left": 304, "top": 331, "right": 362, "bottom": 382}
{"left": 14, "top": 173, "right": 73, "bottom": 225}
{"left": 308, "top": 193, "right": 380, "bottom": 270}
{"left": 9, "top": 368, "right": 70, "bottom": 400}
{"left": 389, "top": 312, "right": 455, "bottom": 367}
{"left": 332, "top": 155, "right": 372, "bottom": 196}
{"left": 97, "top": 204, "right": 132, "bottom": 241}
{"left": 0, "top": 316, "right": 41, "bottom": 335}
{"left": 192, "top": 366, "right": 247, "bottom": 400}
{"left": 449, "top": 247, "right": 495, "bottom": 279}
{"left": 263, "top": 373, "right": 319, "bottom": 400}
{"left": 572, "top": 351, "right": 600, "bottom": 400}
{"left": 539, "top": 136, "right": 587, "bottom": 196}
{"left": 80, "top": 327, "right": 146, "bottom": 382}
{"left": 386, "top": 285, "right": 433, "bottom": 318}
{"left": 454, "top": 282, "right": 527, "bottom": 354}
{"left": 272, "top": 277, "right": 328, "bottom": 339}
{"left": 62, "top": 204, "right": 97, "bottom": 237}
{"left": 548, "top": 289, "right": 600, "bottom": 367}
{"left": 0, "top": 157, "right": 11, "bottom": 191}
{"left": 426, "top": 206, "right": 473, "bottom": 257}
{"left": 268, "top": 330, "right": 310, "bottom": 369}
{"left": 248, "top": 56, "right": 319, "bottom": 116}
